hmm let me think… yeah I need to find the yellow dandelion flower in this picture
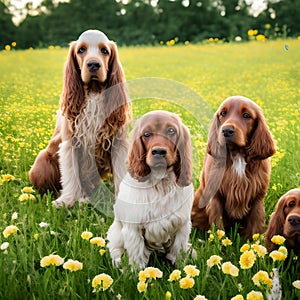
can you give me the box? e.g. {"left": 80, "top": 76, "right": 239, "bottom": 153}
{"left": 139, "top": 270, "right": 147, "bottom": 282}
{"left": 240, "top": 244, "right": 250, "bottom": 252}
{"left": 40, "top": 254, "right": 64, "bottom": 267}
{"left": 34, "top": 233, "right": 39, "bottom": 240}
{"left": 231, "top": 295, "right": 244, "bottom": 300}
{"left": 144, "top": 267, "right": 163, "bottom": 279}
{"left": 92, "top": 273, "right": 113, "bottom": 291}
{"left": 217, "top": 229, "right": 225, "bottom": 239}
{"left": 222, "top": 237, "right": 232, "bottom": 246}
{"left": 19, "top": 193, "right": 36, "bottom": 201}
{"left": 252, "top": 270, "right": 272, "bottom": 289}
{"left": 63, "top": 259, "right": 83, "bottom": 272}
{"left": 3, "top": 225, "right": 19, "bottom": 238}
{"left": 271, "top": 235, "right": 286, "bottom": 245}
{"left": 194, "top": 295, "right": 208, "bottom": 300}
{"left": 256, "top": 34, "right": 267, "bottom": 41}
{"left": 1, "top": 174, "right": 16, "bottom": 182}
{"left": 208, "top": 233, "right": 214, "bottom": 242}
{"left": 166, "top": 291, "right": 172, "bottom": 299}
{"left": 90, "top": 237, "right": 106, "bottom": 247}
{"left": 184, "top": 265, "right": 200, "bottom": 277}
{"left": 99, "top": 249, "right": 106, "bottom": 256}
{"left": 5, "top": 45, "right": 11, "bottom": 51}
{"left": 22, "top": 186, "right": 35, "bottom": 193}
{"left": 207, "top": 255, "right": 222, "bottom": 268}
{"left": 278, "top": 246, "right": 288, "bottom": 255}
{"left": 81, "top": 231, "right": 93, "bottom": 240}
{"left": 292, "top": 280, "right": 300, "bottom": 289}
{"left": 168, "top": 269, "right": 181, "bottom": 281}
{"left": 269, "top": 250, "right": 287, "bottom": 262}
{"left": 221, "top": 262, "right": 239, "bottom": 277}
{"left": 239, "top": 250, "right": 256, "bottom": 269}
{"left": 246, "top": 290, "right": 263, "bottom": 300}
{"left": 252, "top": 244, "right": 267, "bottom": 258}
{"left": 252, "top": 233, "right": 260, "bottom": 241}
{"left": 179, "top": 276, "right": 195, "bottom": 289}
{"left": 11, "top": 41, "right": 17, "bottom": 47}
{"left": 137, "top": 281, "right": 147, "bottom": 293}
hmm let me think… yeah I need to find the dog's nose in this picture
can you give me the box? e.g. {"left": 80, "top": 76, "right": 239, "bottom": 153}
{"left": 222, "top": 126, "right": 235, "bottom": 137}
{"left": 87, "top": 61, "right": 100, "bottom": 72}
{"left": 288, "top": 215, "right": 300, "bottom": 226}
{"left": 152, "top": 147, "right": 167, "bottom": 157}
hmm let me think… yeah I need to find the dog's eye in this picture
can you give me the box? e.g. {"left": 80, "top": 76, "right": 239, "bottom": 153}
{"left": 167, "top": 127, "right": 176, "bottom": 136}
{"left": 220, "top": 111, "right": 227, "bottom": 117}
{"left": 78, "top": 47, "right": 86, "bottom": 54}
{"left": 288, "top": 201, "right": 296, "bottom": 208}
{"left": 243, "top": 113, "right": 251, "bottom": 119}
{"left": 101, "top": 48, "right": 109, "bottom": 55}
{"left": 143, "top": 131, "right": 151, "bottom": 138}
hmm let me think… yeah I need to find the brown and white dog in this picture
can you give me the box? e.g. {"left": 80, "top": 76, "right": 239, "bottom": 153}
{"left": 192, "top": 96, "right": 276, "bottom": 238}
{"left": 107, "top": 110, "right": 194, "bottom": 268}
{"left": 266, "top": 188, "right": 300, "bottom": 252}
{"left": 29, "top": 30, "right": 131, "bottom": 207}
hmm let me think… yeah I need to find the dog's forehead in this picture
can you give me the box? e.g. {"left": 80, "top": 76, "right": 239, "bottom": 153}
{"left": 220, "top": 96, "right": 259, "bottom": 112}
{"left": 142, "top": 112, "right": 178, "bottom": 129}
{"left": 77, "top": 30, "right": 110, "bottom": 44}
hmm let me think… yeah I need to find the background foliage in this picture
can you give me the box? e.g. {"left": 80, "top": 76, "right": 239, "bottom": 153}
{"left": 1, "top": 0, "right": 300, "bottom": 49}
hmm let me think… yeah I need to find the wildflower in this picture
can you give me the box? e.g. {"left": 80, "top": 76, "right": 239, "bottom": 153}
{"left": 246, "top": 290, "right": 263, "bottom": 300}
{"left": 269, "top": 250, "right": 287, "bottom": 262}
{"left": 166, "top": 291, "right": 172, "bottom": 299}
{"left": 137, "top": 281, "right": 147, "bottom": 293}
{"left": 3, "top": 225, "right": 19, "bottom": 238}
{"left": 221, "top": 262, "right": 239, "bottom": 277}
{"left": 90, "top": 237, "right": 106, "bottom": 247}
{"left": 217, "top": 229, "right": 225, "bottom": 239}
{"left": 271, "top": 235, "right": 285, "bottom": 245}
{"left": 179, "top": 276, "right": 195, "bottom": 289}
{"left": 19, "top": 193, "right": 36, "bottom": 201}
{"left": 40, "top": 254, "right": 64, "bottom": 267}
{"left": 99, "top": 249, "right": 106, "bottom": 256}
{"left": 5, "top": 45, "right": 11, "bottom": 51}
{"left": 239, "top": 250, "right": 256, "bottom": 269}
{"left": 184, "top": 265, "right": 200, "bottom": 277}
{"left": 278, "top": 246, "right": 288, "bottom": 255}
{"left": 208, "top": 233, "right": 214, "bottom": 242}
{"left": 240, "top": 243, "right": 250, "bottom": 252}
{"left": 63, "top": 259, "right": 83, "bottom": 272}
{"left": 168, "top": 269, "right": 181, "bottom": 281}
{"left": 194, "top": 295, "right": 208, "bottom": 300}
{"left": 138, "top": 270, "right": 147, "bottom": 282}
{"left": 39, "top": 222, "right": 49, "bottom": 228}
{"left": 92, "top": 273, "right": 113, "bottom": 292}
{"left": 11, "top": 41, "right": 17, "bottom": 47}
{"left": 1, "top": 174, "right": 15, "bottom": 182}
{"left": 34, "top": 233, "right": 39, "bottom": 240}
{"left": 81, "top": 231, "right": 93, "bottom": 240}
{"left": 256, "top": 34, "right": 267, "bottom": 41}
{"left": 231, "top": 295, "right": 244, "bottom": 300}
{"left": 22, "top": 186, "right": 35, "bottom": 193}
{"left": 0, "top": 242, "right": 9, "bottom": 250}
{"left": 252, "top": 233, "right": 260, "bottom": 241}
{"left": 11, "top": 212, "right": 18, "bottom": 220}
{"left": 144, "top": 267, "right": 163, "bottom": 279}
{"left": 222, "top": 237, "right": 232, "bottom": 246}
{"left": 252, "top": 270, "right": 272, "bottom": 289}
{"left": 292, "top": 280, "right": 300, "bottom": 289}
{"left": 252, "top": 244, "right": 267, "bottom": 258}
{"left": 207, "top": 255, "right": 222, "bottom": 268}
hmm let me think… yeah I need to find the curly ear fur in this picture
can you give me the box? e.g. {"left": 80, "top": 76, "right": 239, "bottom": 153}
{"left": 265, "top": 197, "right": 286, "bottom": 252}
{"left": 127, "top": 122, "right": 150, "bottom": 181}
{"left": 60, "top": 42, "right": 85, "bottom": 122}
{"left": 174, "top": 123, "right": 193, "bottom": 187}
{"left": 246, "top": 109, "right": 276, "bottom": 160}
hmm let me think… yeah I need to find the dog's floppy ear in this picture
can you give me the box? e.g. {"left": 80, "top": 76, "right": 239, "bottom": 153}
{"left": 174, "top": 122, "right": 193, "bottom": 187}
{"left": 265, "top": 196, "right": 286, "bottom": 252}
{"left": 60, "top": 42, "right": 85, "bottom": 121}
{"left": 127, "top": 121, "right": 150, "bottom": 181}
{"left": 247, "top": 109, "right": 276, "bottom": 160}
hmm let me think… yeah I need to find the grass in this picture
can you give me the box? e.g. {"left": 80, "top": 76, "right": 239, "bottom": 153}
{"left": 0, "top": 39, "right": 300, "bottom": 299}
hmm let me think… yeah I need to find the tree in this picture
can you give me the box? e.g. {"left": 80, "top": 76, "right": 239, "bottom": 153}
{"left": 0, "top": 1, "right": 16, "bottom": 48}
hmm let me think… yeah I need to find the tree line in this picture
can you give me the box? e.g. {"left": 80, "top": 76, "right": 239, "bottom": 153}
{"left": 1, "top": 0, "right": 300, "bottom": 49}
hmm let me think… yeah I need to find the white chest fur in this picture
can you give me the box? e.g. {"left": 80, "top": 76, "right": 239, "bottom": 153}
{"left": 231, "top": 154, "right": 247, "bottom": 177}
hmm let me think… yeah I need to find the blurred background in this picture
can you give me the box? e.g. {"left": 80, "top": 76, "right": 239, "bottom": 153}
{"left": 1, "top": 0, "right": 299, "bottom": 49}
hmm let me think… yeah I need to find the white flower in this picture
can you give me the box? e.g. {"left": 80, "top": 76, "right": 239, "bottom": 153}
{"left": 39, "top": 222, "right": 49, "bottom": 228}
{"left": 11, "top": 212, "right": 18, "bottom": 220}
{"left": 1, "top": 242, "right": 9, "bottom": 250}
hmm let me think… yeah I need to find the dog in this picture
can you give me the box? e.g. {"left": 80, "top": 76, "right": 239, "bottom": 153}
{"left": 107, "top": 110, "right": 194, "bottom": 268}
{"left": 29, "top": 30, "right": 131, "bottom": 207}
{"left": 266, "top": 188, "right": 300, "bottom": 252}
{"left": 192, "top": 96, "right": 276, "bottom": 238}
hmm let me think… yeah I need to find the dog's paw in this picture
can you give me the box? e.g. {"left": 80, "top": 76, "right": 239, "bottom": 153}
{"left": 52, "top": 197, "right": 75, "bottom": 209}
{"left": 112, "top": 258, "right": 121, "bottom": 268}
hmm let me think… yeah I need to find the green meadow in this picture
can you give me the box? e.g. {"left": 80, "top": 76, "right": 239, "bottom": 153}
{"left": 0, "top": 40, "right": 299, "bottom": 299}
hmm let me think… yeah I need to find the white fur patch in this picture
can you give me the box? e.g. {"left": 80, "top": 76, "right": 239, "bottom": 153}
{"left": 232, "top": 154, "right": 247, "bottom": 177}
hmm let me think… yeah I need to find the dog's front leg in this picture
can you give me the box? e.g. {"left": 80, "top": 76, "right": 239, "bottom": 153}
{"left": 207, "top": 197, "right": 225, "bottom": 230}
{"left": 52, "top": 140, "right": 83, "bottom": 208}
{"left": 122, "top": 224, "right": 151, "bottom": 269}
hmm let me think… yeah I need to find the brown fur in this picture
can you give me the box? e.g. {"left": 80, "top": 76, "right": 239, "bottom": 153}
{"left": 192, "top": 96, "right": 276, "bottom": 238}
